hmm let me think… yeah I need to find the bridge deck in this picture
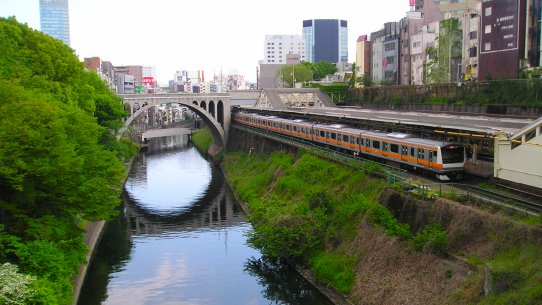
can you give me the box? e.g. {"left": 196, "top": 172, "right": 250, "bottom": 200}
{"left": 142, "top": 128, "right": 192, "bottom": 140}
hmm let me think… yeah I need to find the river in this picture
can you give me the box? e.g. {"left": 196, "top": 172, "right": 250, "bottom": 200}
{"left": 77, "top": 135, "right": 334, "bottom": 305}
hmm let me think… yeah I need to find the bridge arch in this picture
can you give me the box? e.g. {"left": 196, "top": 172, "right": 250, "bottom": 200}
{"left": 209, "top": 100, "right": 215, "bottom": 118}
{"left": 217, "top": 101, "right": 224, "bottom": 127}
{"left": 120, "top": 94, "right": 231, "bottom": 148}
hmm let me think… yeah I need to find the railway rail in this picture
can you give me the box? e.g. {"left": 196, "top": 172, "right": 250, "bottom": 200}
{"left": 232, "top": 123, "right": 542, "bottom": 216}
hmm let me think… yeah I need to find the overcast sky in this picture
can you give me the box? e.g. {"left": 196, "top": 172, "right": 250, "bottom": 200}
{"left": 1, "top": 0, "right": 410, "bottom": 85}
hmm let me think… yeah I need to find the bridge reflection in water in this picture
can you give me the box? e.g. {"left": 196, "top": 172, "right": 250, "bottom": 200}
{"left": 78, "top": 134, "right": 333, "bottom": 305}
{"left": 124, "top": 145, "right": 246, "bottom": 236}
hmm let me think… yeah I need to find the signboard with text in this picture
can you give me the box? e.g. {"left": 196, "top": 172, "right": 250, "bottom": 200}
{"left": 480, "top": 0, "right": 519, "bottom": 53}
{"left": 142, "top": 76, "right": 154, "bottom": 86}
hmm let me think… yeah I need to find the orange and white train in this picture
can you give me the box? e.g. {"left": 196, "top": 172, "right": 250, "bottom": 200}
{"left": 233, "top": 111, "right": 466, "bottom": 181}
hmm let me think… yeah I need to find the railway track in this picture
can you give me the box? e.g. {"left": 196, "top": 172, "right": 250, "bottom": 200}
{"left": 233, "top": 123, "right": 542, "bottom": 216}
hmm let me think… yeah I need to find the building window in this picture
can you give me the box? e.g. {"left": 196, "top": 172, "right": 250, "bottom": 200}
{"left": 385, "top": 43, "right": 395, "bottom": 51}
{"left": 469, "top": 46, "right": 477, "bottom": 57}
{"left": 485, "top": 7, "right": 492, "bottom": 17}
{"left": 469, "top": 31, "right": 477, "bottom": 39}
{"left": 484, "top": 42, "right": 491, "bottom": 51}
{"left": 485, "top": 25, "right": 491, "bottom": 34}
{"left": 385, "top": 56, "right": 395, "bottom": 64}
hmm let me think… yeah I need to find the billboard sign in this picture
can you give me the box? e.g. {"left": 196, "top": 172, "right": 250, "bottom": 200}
{"left": 142, "top": 76, "right": 154, "bottom": 86}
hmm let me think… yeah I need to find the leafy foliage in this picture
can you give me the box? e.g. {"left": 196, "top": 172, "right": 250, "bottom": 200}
{"left": 0, "top": 17, "right": 133, "bottom": 304}
{"left": 311, "top": 82, "right": 348, "bottom": 103}
{"left": 278, "top": 64, "right": 312, "bottom": 87}
{"left": 191, "top": 128, "right": 214, "bottom": 153}
{"left": 308, "top": 61, "right": 337, "bottom": 81}
{"left": 224, "top": 150, "right": 392, "bottom": 292}
{"left": 412, "top": 223, "right": 449, "bottom": 256}
{"left": 311, "top": 253, "right": 356, "bottom": 294}
{"left": 425, "top": 18, "right": 462, "bottom": 83}
{"left": 368, "top": 205, "right": 411, "bottom": 240}
{"left": 0, "top": 263, "right": 36, "bottom": 305}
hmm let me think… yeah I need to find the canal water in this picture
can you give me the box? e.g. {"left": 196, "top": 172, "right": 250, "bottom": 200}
{"left": 77, "top": 135, "right": 334, "bottom": 305}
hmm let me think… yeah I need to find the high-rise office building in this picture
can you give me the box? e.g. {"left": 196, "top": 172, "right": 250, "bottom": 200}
{"left": 263, "top": 35, "right": 305, "bottom": 64}
{"left": 39, "top": 0, "right": 70, "bottom": 46}
{"left": 302, "top": 19, "right": 348, "bottom": 63}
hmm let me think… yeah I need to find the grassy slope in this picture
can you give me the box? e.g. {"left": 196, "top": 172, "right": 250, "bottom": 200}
{"left": 192, "top": 128, "right": 542, "bottom": 304}
{"left": 191, "top": 128, "right": 213, "bottom": 153}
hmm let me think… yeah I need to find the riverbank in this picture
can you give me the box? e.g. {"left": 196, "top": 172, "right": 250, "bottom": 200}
{"left": 71, "top": 157, "right": 137, "bottom": 305}
{"left": 195, "top": 126, "right": 542, "bottom": 305}
{"left": 191, "top": 129, "right": 351, "bottom": 305}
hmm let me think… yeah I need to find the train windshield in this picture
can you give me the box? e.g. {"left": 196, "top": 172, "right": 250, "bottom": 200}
{"left": 441, "top": 145, "right": 465, "bottom": 164}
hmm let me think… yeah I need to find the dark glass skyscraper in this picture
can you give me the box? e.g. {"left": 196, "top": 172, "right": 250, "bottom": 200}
{"left": 39, "top": 0, "right": 70, "bottom": 46}
{"left": 302, "top": 19, "right": 348, "bottom": 63}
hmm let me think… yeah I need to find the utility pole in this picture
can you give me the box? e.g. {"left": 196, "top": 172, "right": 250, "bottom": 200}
{"left": 292, "top": 65, "right": 295, "bottom": 88}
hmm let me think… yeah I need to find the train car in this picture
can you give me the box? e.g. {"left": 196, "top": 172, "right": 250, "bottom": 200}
{"left": 232, "top": 112, "right": 466, "bottom": 181}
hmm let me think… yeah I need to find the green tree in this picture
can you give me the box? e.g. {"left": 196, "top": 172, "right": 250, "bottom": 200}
{"left": 426, "top": 18, "right": 462, "bottom": 83}
{"left": 348, "top": 63, "right": 356, "bottom": 88}
{"left": 0, "top": 17, "right": 133, "bottom": 304}
{"left": 310, "top": 61, "right": 337, "bottom": 80}
{"left": 278, "top": 64, "right": 312, "bottom": 88}
{"left": 0, "top": 263, "right": 36, "bottom": 305}
{"left": 357, "top": 74, "right": 373, "bottom": 87}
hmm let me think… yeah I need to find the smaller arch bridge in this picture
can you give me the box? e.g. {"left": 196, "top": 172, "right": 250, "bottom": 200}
{"left": 119, "top": 94, "right": 231, "bottom": 147}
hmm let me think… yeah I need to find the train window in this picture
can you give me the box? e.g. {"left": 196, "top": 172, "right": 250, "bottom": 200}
{"left": 442, "top": 145, "right": 465, "bottom": 163}
{"left": 343, "top": 135, "right": 349, "bottom": 142}
{"left": 383, "top": 142, "right": 388, "bottom": 151}
{"left": 418, "top": 149, "right": 425, "bottom": 159}
{"left": 357, "top": 138, "right": 363, "bottom": 146}
{"left": 373, "top": 140, "right": 380, "bottom": 149}
{"left": 390, "top": 144, "right": 399, "bottom": 153}
{"left": 429, "top": 151, "right": 433, "bottom": 162}
{"left": 286, "top": 125, "right": 290, "bottom": 131}
{"left": 365, "top": 139, "right": 370, "bottom": 147}
{"left": 410, "top": 147, "right": 415, "bottom": 157}
{"left": 320, "top": 130, "right": 325, "bottom": 137}
{"left": 331, "top": 133, "right": 336, "bottom": 140}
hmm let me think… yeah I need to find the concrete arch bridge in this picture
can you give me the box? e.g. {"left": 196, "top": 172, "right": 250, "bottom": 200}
{"left": 119, "top": 94, "right": 231, "bottom": 147}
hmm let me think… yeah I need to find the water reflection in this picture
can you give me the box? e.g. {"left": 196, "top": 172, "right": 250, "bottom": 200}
{"left": 245, "top": 256, "right": 333, "bottom": 305}
{"left": 78, "top": 135, "right": 333, "bottom": 305}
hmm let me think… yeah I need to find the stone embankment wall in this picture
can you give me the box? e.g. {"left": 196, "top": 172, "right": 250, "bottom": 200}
{"left": 72, "top": 158, "right": 136, "bottom": 305}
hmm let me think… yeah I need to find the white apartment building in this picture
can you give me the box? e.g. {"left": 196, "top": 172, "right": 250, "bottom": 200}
{"left": 410, "top": 23, "right": 438, "bottom": 85}
{"left": 263, "top": 35, "right": 305, "bottom": 64}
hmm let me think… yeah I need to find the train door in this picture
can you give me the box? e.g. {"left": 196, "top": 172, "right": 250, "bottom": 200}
{"left": 417, "top": 148, "right": 425, "bottom": 166}
{"left": 350, "top": 135, "right": 357, "bottom": 150}
{"left": 318, "top": 129, "right": 326, "bottom": 143}
{"left": 356, "top": 137, "right": 363, "bottom": 152}
{"left": 372, "top": 140, "right": 381, "bottom": 155}
{"left": 401, "top": 145, "right": 409, "bottom": 162}
{"left": 428, "top": 150, "right": 435, "bottom": 168}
